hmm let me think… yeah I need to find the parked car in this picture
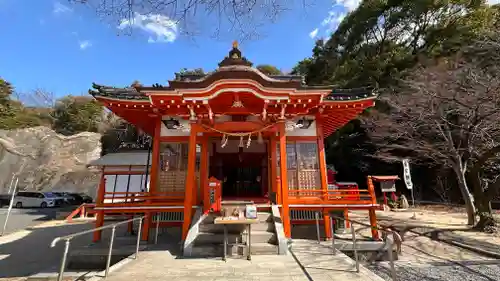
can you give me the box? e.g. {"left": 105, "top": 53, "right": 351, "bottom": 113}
{"left": 68, "top": 193, "right": 93, "bottom": 205}
{"left": 0, "top": 194, "right": 11, "bottom": 207}
{"left": 14, "top": 191, "right": 64, "bottom": 208}
{"left": 52, "top": 192, "right": 77, "bottom": 205}
{"left": 80, "top": 193, "right": 93, "bottom": 203}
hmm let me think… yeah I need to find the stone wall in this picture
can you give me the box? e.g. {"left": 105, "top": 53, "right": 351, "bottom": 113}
{"left": 0, "top": 126, "right": 101, "bottom": 198}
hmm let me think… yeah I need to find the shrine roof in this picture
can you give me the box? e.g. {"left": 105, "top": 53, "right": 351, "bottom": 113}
{"left": 89, "top": 81, "right": 376, "bottom": 102}
{"left": 88, "top": 83, "right": 149, "bottom": 101}
{"left": 89, "top": 42, "right": 378, "bottom": 100}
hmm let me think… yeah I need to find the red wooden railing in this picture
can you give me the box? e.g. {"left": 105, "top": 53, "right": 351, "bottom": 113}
{"left": 288, "top": 188, "right": 374, "bottom": 205}
{"left": 101, "top": 191, "right": 184, "bottom": 207}
{"left": 66, "top": 203, "right": 96, "bottom": 222}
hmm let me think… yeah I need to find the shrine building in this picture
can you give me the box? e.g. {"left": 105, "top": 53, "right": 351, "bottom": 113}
{"left": 87, "top": 42, "right": 379, "bottom": 254}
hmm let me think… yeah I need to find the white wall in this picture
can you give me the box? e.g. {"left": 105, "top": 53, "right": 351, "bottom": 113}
{"left": 161, "top": 116, "right": 191, "bottom": 136}
{"left": 286, "top": 116, "right": 318, "bottom": 137}
{"left": 104, "top": 174, "right": 150, "bottom": 202}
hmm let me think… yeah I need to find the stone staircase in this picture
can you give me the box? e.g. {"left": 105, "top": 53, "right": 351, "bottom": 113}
{"left": 190, "top": 211, "right": 279, "bottom": 257}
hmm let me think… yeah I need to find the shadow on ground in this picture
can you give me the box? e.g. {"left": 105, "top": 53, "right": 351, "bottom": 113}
{"left": 0, "top": 220, "right": 94, "bottom": 279}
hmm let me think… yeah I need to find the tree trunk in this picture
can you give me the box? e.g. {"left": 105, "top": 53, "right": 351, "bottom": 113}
{"left": 468, "top": 171, "right": 497, "bottom": 232}
{"left": 452, "top": 162, "right": 476, "bottom": 226}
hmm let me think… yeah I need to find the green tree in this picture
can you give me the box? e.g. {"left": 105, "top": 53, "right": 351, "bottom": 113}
{"left": 292, "top": 0, "right": 500, "bottom": 229}
{"left": 256, "top": 64, "right": 282, "bottom": 75}
{"left": 174, "top": 68, "right": 206, "bottom": 80}
{"left": 51, "top": 95, "right": 104, "bottom": 135}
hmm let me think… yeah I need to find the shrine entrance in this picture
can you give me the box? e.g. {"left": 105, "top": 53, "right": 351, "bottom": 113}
{"left": 209, "top": 137, "right": 268, "bottom": 200}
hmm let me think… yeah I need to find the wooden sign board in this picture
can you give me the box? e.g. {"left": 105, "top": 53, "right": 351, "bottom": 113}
{"left": 380, "top": 181, "right": 396, "bottom": 193}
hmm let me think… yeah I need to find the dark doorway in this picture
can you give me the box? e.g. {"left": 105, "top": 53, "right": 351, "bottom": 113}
{"left": 209, "top": 145, "right": 268, "bottom": 199}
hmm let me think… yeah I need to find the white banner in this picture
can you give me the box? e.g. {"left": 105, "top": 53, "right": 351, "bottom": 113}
{"left": 402, "top": 159, "right": 413, "bottom": 190}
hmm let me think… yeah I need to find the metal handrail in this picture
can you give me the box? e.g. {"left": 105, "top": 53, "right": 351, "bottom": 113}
{"left": 314, "top": 212, "right": 398, "bottom": 281}
{"left": 51, "top": 216, "right": 145, "bottom": 281}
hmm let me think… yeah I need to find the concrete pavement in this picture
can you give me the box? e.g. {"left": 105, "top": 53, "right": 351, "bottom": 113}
{"left": 0, "top": 208, "right": 60, "bottom": 235}
{"left": 0, "top": 219, "right": 95, "bottom": 281}
{"left": 101, "top": 240, "right": 384, "bottom": 281}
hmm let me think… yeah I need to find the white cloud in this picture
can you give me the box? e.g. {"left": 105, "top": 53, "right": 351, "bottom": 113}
{"left": 487, "top": 0, "right": 500, "bottom": 4}
{"left": 118, "top": 12, "right": 178, "bottom": 43}
{"left": 79, "top": 40, "right": 92, "bottom": 50}
{"left": 53, "top": 2, "right": 72, "bottom": 14}
{"left": 336, "top": 0, "right": 362, "bottom": 12}
{"left": 309, "top": 0, "right": 362, "bottom": 39}
{"left": 309, "top": 28, "right": 319, "bottom": 39}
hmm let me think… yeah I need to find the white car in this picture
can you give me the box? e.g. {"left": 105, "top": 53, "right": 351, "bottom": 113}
{"left": 14, "top": 191, "right": 64, "bottom": 208}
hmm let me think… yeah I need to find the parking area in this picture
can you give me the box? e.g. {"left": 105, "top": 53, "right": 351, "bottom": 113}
{"left": 0, "top": 207, "right": 66, "bottom": 235}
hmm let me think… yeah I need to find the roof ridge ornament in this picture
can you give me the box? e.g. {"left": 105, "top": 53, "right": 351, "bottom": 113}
{"left": 218, "top": 41, "right": 253, "bottom": 67}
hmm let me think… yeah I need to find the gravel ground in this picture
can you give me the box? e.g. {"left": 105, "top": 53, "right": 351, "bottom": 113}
{"left": 367, "top": 259, "right": 500, "bottom": 281}
{"left": 362, "top": 233, "right": 500, "bottom": 281}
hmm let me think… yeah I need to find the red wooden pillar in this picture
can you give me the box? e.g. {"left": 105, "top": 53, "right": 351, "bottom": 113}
{"left": 182, "top": 124, "right": 198, "bottom": 240}
{"left": 278, "top": 122, "right": 291, "bottom": 238}
{"left": 367, "top": 176, "right": 380, "bottom": 240}
{"left": 316, "top": 114, "right": 331, "bottom": 239}
{"left": 200, "top": 136, "right": 209, "bottom": 205}
{"left": 141, "top": 117, "right": 162, "bottom": 241}
{"left": 93, "top": 173, "right": 106, "bottom": 242}
{"left": 270, "top": 137, "right": 277, "bottom": 202}
{"left": 344, "top": 209, "right": 350, "bottom": 228}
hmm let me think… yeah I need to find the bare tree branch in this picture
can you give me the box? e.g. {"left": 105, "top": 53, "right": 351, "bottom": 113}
{"left": 70, "top": 0, "right": 310, "bottom": 40}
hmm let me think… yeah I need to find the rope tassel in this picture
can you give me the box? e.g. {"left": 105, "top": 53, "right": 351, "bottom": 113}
{"left": 221, "top": 134, "right": 228, "bottom": 148}
{"left": 257, "top": 132, "right": 264, "bottom": 144}
{"left": 239, "top": 136, "right": 244, "bottom": 148}
{"left": 246, "top": 134, "right": 252, "bottom": 148}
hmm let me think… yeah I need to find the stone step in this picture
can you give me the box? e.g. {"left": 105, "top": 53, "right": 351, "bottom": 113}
{"left": 257, "top": 212, "right": 272, "bottom": 222}
{"left": 195, "top": 232, "right": 241, "bottom": 244}
{"left": 190, "top": 242, "right": 278, "bottom": 257}
{"left": 198, "top": 221, "right": 275, "bottom": 233}
{"left": 198, "top": 223, "right": 246, "bottom": 233}
{"left": 251, "top": 222, "right": 275, "bottom": 232}
{"left": 200, "top": 212, "right": 272, "bottom": 223}
{"left": 195, "top": 230, "right": 277, "bottom": 245}
{"left": 247, "top": 230, "right": 277, "bottom": 244}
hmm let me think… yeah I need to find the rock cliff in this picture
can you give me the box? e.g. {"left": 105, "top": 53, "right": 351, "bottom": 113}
{"left": 0, "top": 126, "right": 101, "bottom": 197}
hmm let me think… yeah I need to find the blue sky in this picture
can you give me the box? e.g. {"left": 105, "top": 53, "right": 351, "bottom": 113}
{"left": 0, "top": 1, "right": 360, "bottom": 99}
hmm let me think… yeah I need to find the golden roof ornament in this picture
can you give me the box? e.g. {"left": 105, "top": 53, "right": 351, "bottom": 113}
{"left": 218, "top": 40, "right": 252, "bottom": 67}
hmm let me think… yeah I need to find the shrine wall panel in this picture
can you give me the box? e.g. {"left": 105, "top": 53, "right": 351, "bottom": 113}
{"left": 157, "top": 142, "right": 201, "bottom": 199}
{"left": 277, "top": 141, "right": 321, "bottom": 190}
{"left": 161, "top": 116, "right": 190, "bottom": 136}
{"left": 286, "top": 116, "right": 318, "bottom": 137}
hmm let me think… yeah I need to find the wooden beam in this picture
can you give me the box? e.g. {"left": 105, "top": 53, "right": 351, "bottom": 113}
{"left": 198, "top": 121, "right": 276, "bottom": 133}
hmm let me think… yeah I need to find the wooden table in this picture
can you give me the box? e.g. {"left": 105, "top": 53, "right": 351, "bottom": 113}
{"left": 214, "top": 217, "right": 259, "bottom": 261}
